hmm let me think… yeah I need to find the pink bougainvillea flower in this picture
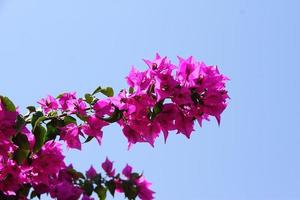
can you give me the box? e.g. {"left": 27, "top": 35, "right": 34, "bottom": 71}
{"left": 93, "top": 99, "right": 113, "bottom": 117}
{"left": 60, "top": 123, "right": 81, "bottom": 150}
{"left": 50, "top": 180, "right": 82, "bottom": 200}
{"left": 58, "top": 92, "right": 77, "bottom": 111}
{"left": 81, "top": 115, "right": 109, "bottom": 145}
{"left": 86, "top": 165, "right": 97, "bottom": 179}
{"left": 122, "top": 164, "right": 133, "bottom": 179}
{"left": 136, "top": 176, "right": 155, "bottom": 200}
{"left": 38, "top": 95, "right": 59, "bottom": 114}
{"left": 101, "top": 157, "right": 115, "bottom": 177}
{"left": 31, "top": 141, "right": 65, "bottom": 185}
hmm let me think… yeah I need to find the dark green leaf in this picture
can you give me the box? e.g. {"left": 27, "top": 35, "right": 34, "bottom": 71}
{"left": 15, "top": 115, "right": 26, "bottom": 132}
{"left": 33, "top": 116, "right": 47, "bottom": 132}
{"left": 83, "top": 180, "right": 94, "bottom": 196}
{"left": 12, "top": 133, "right": 30, "bottom": 150}
{"left": 105, "top": 180, "right": 116, "bottom": 197}
{"left": 13, "top": 148, "right": 30, "bottom": 165}
{"left": 84, "top": 136, "right": 94, "bottom": 143}
{"left": 26, "top": 106, "right": 36, "bottom": 113}
{"left": 64, "top": 116, "right": 77, "bottom": 125}
{"left": 92, "top": 86, "right": 102, "bottom": 95}
{"left": 18, "top": 184, "right": 31, "bottom": 197}
{"left": 33, "top": 125, "right": 46, "bottom": 153}
{"left": 31, "top": 111, "right": 44, "bottom": 127}
{"left": 122, "top": 181, "right": 138, "bottom": 199}
{"left": 0, "top": 96, "right": 16, "bottom": 111}
{"left": 46, "top": 122, "right": 59, "bottom": 141}
{"left": 95, "top": 185, "right": 107, "bottom": 200}
{"left": 102, "top": 107, "right": 122, "bottom": 123}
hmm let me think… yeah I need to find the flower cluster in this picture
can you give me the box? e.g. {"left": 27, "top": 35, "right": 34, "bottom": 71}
{"left": 0, "top": 54, "right": 229, "bottom": 199}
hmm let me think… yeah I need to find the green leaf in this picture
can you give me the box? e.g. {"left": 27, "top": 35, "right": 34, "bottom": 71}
{"left": 102, "top": 87, "right": 114, "bottom": 97}
{"left": 15, "top": 115, "right": 26, "bottom": 132}
{"left": 26, "top": 106, "right": 36, "bottom": 113}
{"left": 33, "top": 125, "right": 46, "bottom": 153}
{"left": 33, "top": 116, "right": 47, "bottom": 132}
{"left": 92, "top": 86, "right": 102, "bottom": 95}
{"left": 129, "top": 87, "right": 134, "bottom": 94}
{"left": 13, "top": 148, "right": 30, "bottom": 165}
{"left": 83, "top": 180, "right": 94, "bottom": 196}
{"left": 31, "top": 111, "right": 44, "bottom": 127}
{"left": 0, "top": 96, "right": 16, "bottom": 111}
{"left": 64, "top": 116, "right": 77, "bottom": 125}
{"left": 30, "top": 190, "right": 41, "bottom": 199}
{"left": 85, "top": 93, "right": 94, "bottom": 104}
{"left": 122, "top": 181, "right": 138, "bottom": 199}
{"left": 102, "top": 107, "right": 122, "bottom": 123}
{"left": 12, "top": 133, "right": 30, "bottom": 150}
{"left": 105, "top": 180, "right": 116, "bottom": 197}
{"left": 18, "top": 184, "right": 31, "bottom": 198}
{"left": 46, "top": 122, "right": 59, "bottom": 141}
{"left": 95, "top": 185, "right": 107, "bottom": 200}
{"left": 84, "top": 136, "right": 94, "bottom": 143}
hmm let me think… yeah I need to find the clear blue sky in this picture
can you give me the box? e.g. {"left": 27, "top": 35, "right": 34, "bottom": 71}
{"left": 0, "top": 0, "right": 299, "bottom": 199}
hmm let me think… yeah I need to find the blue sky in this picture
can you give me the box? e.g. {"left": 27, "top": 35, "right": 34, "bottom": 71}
{"left": 0, "top": 0, "right": 299, "bottom": 199}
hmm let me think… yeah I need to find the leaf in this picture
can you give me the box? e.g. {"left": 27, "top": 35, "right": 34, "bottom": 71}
{"left": 85, "top": 93, "right": 94, "bottom": 104}
{"left": 105, "top": 180, "right": 116, "bottom": 197}
{"left": 83, "top": 180, "right": 94, "bottom": 196}
{"left": 13, "top": 148, "right": 30, "bottom": 165}
{"left": 64, "top": 116, "right": 77, "bottom": 125}
{"left": 84, "top": 136, "right": 94, "bottom": 143}
{"left": 18, "top": 184, "right": 31, "bottom": 198}
{"left": 95, "top": 185, "right": 107, "bottom": 200}
{"left": 0, "top": 96, "right": 16, "bottom": 111}
{"left": 46, "top": 122, "right": 59, "bottom": 141}
{"left": 15, "top": 115, "right": 26, "bottom": 132}
{"left": 101, "top": 87, "right": 114, "bottom": 97}
{"left": 26, "top": 106, "right": 36, "bottom": 113}
{"left": 92, "top": 86, "right": 102, "bottom": 95}
{"left": 102, "top": 107, "right": 122, "bottom": 123}
{"left": 33, "top": 125, "right": 46, "bottom": 153}
{"left": 33, "top": 116, "right": 47, "bottom": 132}
{"left": 122, "top": 181, "right": 138, "bottom": 199}
{"left": 12, "top": 133, "right": 30, "bottom": 150}
{"left": 31, "top": 111, "right": 44, "bottom": 127}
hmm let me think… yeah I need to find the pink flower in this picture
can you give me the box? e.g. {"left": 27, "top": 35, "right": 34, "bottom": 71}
{"left": 136, "top": 176, "right": 155, "bottom": 200}
{"left": 176, "top": 56, "right": 201, "bottom": 86}
{"left": 0, "top": 159, "right": 28, "bottom": 195}
{"left": 101, "top": 157, "right": 115, "bottom": 177}
{"left": 58, "top": 92, "right": 77, "bottom": 111}
{"left": 81, "top": 115, "right": 109, "bottom": 145}
{"left": 86, "top": 165, "right": 97, "bottom": 179}
{"left": 126, "top": 67, "right": 152, "bottom": 93}
{"left": 175, "top": 111, "right": 195, "bottom": 138}
{"left": 155, "top": 104, "right": 178, "bottom": 142}
{"left": 38, "top": 95, "right": 59, "bottom": 114}
{"left": 31, "top": 141, "right": 65, "bottom": 185}
{"left": 60, "top": 123, "right": 81, "bottom": 150}
{"left": 122, "top": 164, "right": 132, "bottom": 179}
{"left": 50, "top": 180, "right": 82, "bottom": 200}
{"left": 93, "top": 99, "right": 113, "bottom": 117}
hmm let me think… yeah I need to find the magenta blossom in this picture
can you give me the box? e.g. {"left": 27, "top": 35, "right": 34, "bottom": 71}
{"left": 38, "top": 95, "right": 59, "bottom": 114}
{"left": 86, "top": 165, "right": 97, "bottom": 179}
{"left": 60, "top": 123, "right": 81, "bottom": 150}
{"left": 101, "top": 157, "right": 115, "bottom": 177}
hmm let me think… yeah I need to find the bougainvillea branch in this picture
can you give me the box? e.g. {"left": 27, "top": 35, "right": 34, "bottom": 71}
{"left": 0, "top": 54, "right": 229, "bottom": 200}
